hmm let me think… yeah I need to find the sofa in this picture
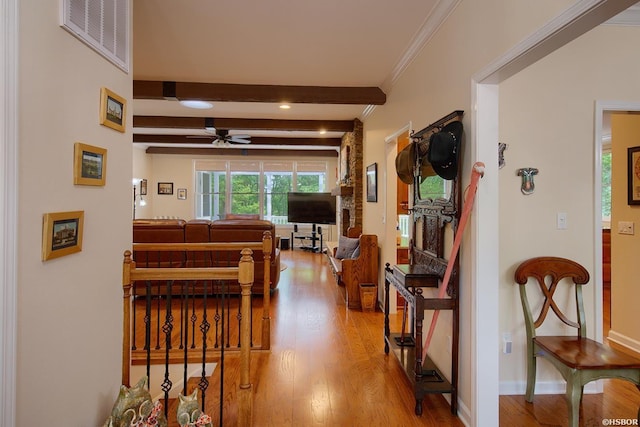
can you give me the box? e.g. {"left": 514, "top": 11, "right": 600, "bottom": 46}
{"left": 132, "top": 218, "right": 281, "bottom": 294}
{"left": 326, "top": 229, "right": 379, "bottom": 310}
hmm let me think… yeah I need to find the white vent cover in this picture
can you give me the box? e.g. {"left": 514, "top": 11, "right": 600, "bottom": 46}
{"left": 61, "top": 0, "right": 129, "bottom": 73}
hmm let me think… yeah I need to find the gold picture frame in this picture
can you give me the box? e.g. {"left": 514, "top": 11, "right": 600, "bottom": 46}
{"left": 42, "top": 211, "right": 84, "bottom": 261}
{"left": 100, "top": 87, "right": 126, "bottom": 132}
{"left": 74, "top": 142, "right": 107, "bottom": 186}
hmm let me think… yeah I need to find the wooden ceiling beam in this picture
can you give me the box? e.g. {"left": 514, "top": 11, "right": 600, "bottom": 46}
{"left": 145, "top": 147, "right": 338, "bottom": 157}
{"left": 133, "top": 116, "right": 354, "bottom": 132}
{"left": 133, "top": 134, "right": 342, "bottom": 147}
{"left": 134, "top": 80, "right": 386, "bottom": 105}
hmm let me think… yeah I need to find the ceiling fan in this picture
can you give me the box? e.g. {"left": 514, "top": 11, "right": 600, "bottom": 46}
{"left": 203, "top": 128, "right": 251, "bottom": 145}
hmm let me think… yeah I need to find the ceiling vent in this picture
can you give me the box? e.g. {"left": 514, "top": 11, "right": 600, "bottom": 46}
{"left": 61, "top": 0, "right": 129, "bottom": 73}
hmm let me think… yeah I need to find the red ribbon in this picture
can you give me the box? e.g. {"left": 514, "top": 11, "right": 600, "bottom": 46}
{"left": 422, "top": 162, "right": 485, "bottom": 361}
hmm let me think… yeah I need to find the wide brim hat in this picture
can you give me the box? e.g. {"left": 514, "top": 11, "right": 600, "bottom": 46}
{"left": 395, "top": 142, "right": 436, "bottom": 185}
{"left": 427, "top": 121, "right": 463, "bottom": 180}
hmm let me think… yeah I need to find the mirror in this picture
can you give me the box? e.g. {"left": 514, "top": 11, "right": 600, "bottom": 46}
{"left": 417, "top": 174, "right": 451, "bottom": 202}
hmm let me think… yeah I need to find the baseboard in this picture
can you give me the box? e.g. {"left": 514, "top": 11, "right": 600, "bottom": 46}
{"left": 499, "top": 380, "right": 599, "bottom": 395}
{"left": 607, "top": 330, "right": 640, "bottom": 356}
{"left": 440, "top": 394, "right": 471, "bottom": 427}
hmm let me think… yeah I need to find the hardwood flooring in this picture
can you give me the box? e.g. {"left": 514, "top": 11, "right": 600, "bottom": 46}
{"left": 160, "top": 249, "right": 638, "bottom": 426}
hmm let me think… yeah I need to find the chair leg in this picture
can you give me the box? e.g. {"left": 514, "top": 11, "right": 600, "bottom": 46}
{"left": 565, "top": 375, "right": 582, "bottom": 427}
{"left": 525, "top": 346, "right": 536, "bottom": 402}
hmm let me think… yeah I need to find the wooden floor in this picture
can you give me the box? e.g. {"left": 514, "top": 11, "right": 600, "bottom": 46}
{"left": 165, "top": 249, "right": 639, "bottom": 426}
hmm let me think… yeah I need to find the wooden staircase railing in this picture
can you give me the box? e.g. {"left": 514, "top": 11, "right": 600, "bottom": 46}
{"left": 121, "top": 235, "right": 271, "bottom": 426}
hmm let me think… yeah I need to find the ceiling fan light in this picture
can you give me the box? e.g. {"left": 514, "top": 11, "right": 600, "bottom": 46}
{"left": 279, "top": 104, "right": 291, "bottom": 110}
{"left": 179, "top": 100, "right": 213, "bottom": 109}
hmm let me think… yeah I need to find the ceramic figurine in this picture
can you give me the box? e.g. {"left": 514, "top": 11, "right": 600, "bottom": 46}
{"left": 103, "top": 376, "right": 167, "bottom": 427}
{"left": 177, "top": 389, "right": 212, "bottom": 427}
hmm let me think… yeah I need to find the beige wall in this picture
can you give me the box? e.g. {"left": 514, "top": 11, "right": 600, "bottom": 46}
{"left": 610, "top": 113, "right": 640, "bottom": 347}
{"left": 17, "top": 1, "right": 132, "bottom": 425}
{"left": 134, "top": 153, "right": 339, "bottom": 222}
{"left": 363, "top": 0, "right": 575, "bottom": 415}
{"left": 498, "top": 25, "right": 640, "bottom": 390}
{"left": 363, "top": 0, "right": 637, "bottom": 416}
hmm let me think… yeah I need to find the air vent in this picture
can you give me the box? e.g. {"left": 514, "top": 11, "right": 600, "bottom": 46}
{"left": 61, "top": 0, "right": 129, "bottom": 73}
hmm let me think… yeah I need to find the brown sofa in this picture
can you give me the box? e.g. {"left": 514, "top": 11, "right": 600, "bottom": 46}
{"left": 132, "top": 218, "right": 280, "bottom": 293}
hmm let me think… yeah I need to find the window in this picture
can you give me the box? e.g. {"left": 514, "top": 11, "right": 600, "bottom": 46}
{"left": 263, "top": 172, "right": 292, "bottom": 224}
{"left": 195, "top": 160, "right": 329, "bottom": 223}
{"left": 602, "top": 148, "right": 612, "bottom": 226}
{"left": 230, "top": 172, "right": 260, "bottom": 215}
{"left": 196, "top": 171, "right": 226, "bottom": 220}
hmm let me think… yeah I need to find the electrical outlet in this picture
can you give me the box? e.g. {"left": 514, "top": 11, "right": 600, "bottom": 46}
{"left": 618, "top": 221, "right": 635, "bottom": 235}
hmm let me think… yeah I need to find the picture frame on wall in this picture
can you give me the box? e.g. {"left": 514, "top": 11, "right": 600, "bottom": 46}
{"left": 139, "top": 179, "right": 147, "bottom": 195}
{"left": 42, "top": 210, "right": 84, "bottom": 261}
{"left": 73, "top": 142, "right": 107, "bottom": 186}
{"left": 100, "top": 87, "right": 126, "bottom": 133}
{"left": 158, "top": 182, "right": 174, "bottom": 195}
{"left": 366, "top": 163, "right": 378, "bottom": 202}
{"left": 177, "top": 188, "right": 187, "bottom": 200}
{"left": 628, "top": 146, "right": 640, "bottom": 205}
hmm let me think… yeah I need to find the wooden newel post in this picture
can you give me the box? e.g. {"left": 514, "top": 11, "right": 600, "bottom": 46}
{"left": 261, "top": 231, "right": 272, "bottom": 350}
{"left": 238, "top": 248, "right": 254, "bottom": 427}
{"left": 122, "top": 250, "right": 133, "bottom": 387}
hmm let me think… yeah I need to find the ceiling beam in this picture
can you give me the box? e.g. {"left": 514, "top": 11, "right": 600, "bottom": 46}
{"left": 133, "top": 116, "right": 354, "bottom": 132}
{"left": 145, "top": 147, "right": 338, "bottom": 157}
{"left": 133, "top": 134, "right": 342, "bottom": 147}
{"left": 134, "top": 80, "right": 386, "bottom": 105}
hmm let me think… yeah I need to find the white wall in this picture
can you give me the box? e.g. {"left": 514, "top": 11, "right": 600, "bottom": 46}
{"left": 498, "top": 24, "right": 640, "bottom": 391}
{"left": 17, "top": 2, "right": 132, "bottom": 425}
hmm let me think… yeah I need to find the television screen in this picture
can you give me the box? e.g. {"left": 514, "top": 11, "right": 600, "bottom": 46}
{"left": 287, "top": 192, "right": 336, "bottom": 225}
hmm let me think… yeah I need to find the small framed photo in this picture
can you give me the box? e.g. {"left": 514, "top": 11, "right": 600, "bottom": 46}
{"left": 628, "top": 146, "right": 640, "bottom": 205}
{"left": 100, "top": 87, "right": 126, "bottom": 133}
{"left": 177, "top": 188, "right": 187, "bottom": 200}
{"left": 42, "top": 211, "right": 84, "bottom": 261}
{"left": 74, "top": 142, "right": 107, "bottom": 186}
{"left": 366, "top": 163, "right": 378, "bottom": 202}
{"left": 158, "top": 182, "right": 173, "bottom": 195}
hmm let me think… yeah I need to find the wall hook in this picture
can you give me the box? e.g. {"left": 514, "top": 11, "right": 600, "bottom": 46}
{"left": 517, "top": 167, "right": 538, "bottom": 195}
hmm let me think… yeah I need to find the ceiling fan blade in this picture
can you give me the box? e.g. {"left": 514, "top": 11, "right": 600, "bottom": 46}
{"left": 229, "top": 137, "right": 251, "bottom": 144}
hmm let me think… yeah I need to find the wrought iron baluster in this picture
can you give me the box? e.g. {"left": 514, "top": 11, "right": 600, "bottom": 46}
{"left": 145, "top": 280, "right": 152, "bottom": 388}
{"left": 190, "top": 281, "right": 197, "bottom": 349}
{"left": 161, "top": 279, "right": 174, "bottom": 419}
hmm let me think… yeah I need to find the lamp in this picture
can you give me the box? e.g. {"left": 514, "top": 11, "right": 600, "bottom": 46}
{"left": 132, "top": 178, "right": 147, "bottom": 220}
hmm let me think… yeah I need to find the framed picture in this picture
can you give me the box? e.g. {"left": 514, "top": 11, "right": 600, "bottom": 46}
{"left": 366, "top": 163, "right": 378, "bottom": 202}
{"left": 158, "top": 182, "right": 173, "bottom": 195}
{"left": 628, "top": 146, "right": 640, "bottom": 205}
{"left": 73, "top": 142, "right": 107, "bottom": 186}
{"left": 42, "top": 211, "right": 84, "bottom": 261}
{"left": 139, "top": 179, "right": 147, "bottom": 195}
{"left": 100, "top": 87, "right": 126, "bottom": 133}
{"left": 177, "top": 188, "right": 187, "bottom": 200}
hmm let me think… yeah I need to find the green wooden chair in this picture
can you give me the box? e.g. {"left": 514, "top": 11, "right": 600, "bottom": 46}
{"left": 514, "top": 256, "right": 640, "bottom": 427}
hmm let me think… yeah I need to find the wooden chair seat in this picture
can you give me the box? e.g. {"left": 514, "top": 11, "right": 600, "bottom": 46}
{"left": 514, "top": 256, "right": 640, "bottom": 427}
{"left": 535, "top": 336, "right": 640, "bottom": 370}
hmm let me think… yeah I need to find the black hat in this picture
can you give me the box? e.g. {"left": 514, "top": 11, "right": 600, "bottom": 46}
{"left": 427, "top": 121, "right": 463, "bottom": 180}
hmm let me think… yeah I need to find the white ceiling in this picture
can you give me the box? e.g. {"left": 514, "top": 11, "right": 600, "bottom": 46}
{"left": 132, "top": 2, "right": 640, "bottom": 151}
{"left": 132, "top": 0, "right": 446, "bottom": 150}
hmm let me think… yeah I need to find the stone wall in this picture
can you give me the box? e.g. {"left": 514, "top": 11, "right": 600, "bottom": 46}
{"left": 338, "top": 118, "right": 363, "bottom": 236}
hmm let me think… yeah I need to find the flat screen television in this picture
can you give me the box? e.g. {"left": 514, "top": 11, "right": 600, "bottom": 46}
{"left": 287, "top": 192, "right": 336, "bottom": 225}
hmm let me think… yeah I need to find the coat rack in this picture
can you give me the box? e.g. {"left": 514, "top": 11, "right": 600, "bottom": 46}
{"left": 411, "top": 110, "right": 464, "bottom": 156}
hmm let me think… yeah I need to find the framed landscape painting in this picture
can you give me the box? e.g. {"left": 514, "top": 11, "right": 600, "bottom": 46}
{"left": 74, "top": 142, "right": 106, "bottom": 186}
{"left": 100, "top": 87, "right": 126, "bottom": 132}
{"left": 42, "top": 210, "right": 84, "bottom": 261}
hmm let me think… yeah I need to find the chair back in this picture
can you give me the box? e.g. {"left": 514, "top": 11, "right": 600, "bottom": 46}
{"left": 514, "top": 256, "right": 590, "bottom": 339}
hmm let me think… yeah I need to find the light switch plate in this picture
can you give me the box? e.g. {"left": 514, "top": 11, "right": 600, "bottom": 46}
{"left": 618, "top": 221, "right": 635, "bottom": 235}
